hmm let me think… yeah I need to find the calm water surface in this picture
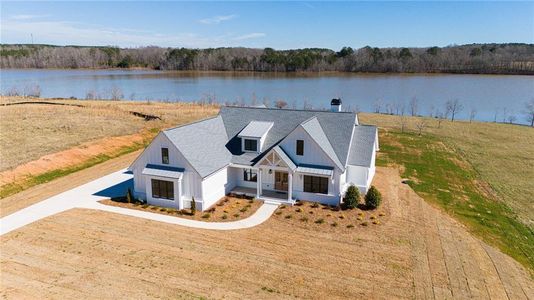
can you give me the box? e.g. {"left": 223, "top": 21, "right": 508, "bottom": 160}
{"left": 1, "top": 69, "right": 533, "bottom": 123}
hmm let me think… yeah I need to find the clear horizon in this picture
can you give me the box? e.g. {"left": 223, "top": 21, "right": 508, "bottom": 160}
{"left": 1, "top": 1, "right": 533, "bottom": 50}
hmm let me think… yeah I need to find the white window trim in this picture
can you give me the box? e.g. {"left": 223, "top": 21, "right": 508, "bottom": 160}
{"left": 242, "top": 137, "right": 260, "bottom": 153}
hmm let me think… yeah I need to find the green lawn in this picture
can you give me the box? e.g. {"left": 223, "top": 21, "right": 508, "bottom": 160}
{"left": 376, "top": 130, "right": 534, "bottom": 273}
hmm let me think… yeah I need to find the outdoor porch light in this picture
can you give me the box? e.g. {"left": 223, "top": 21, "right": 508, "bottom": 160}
{"left": 269, "top": 169, "right": 272, "bottom": 174}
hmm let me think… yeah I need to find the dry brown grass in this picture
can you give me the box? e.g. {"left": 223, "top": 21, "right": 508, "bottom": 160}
{"left": 0, "top": 96, "right": 218, "bottom": 197}
{"left": 1, "top": 167, "right": 532, "bottom": 299}
{"left": 99, "top": 195, "right": 262, "bottom": 222}
{"left": 359, "top": 113, "right": 534, "bottom": 227}
{"left": 0, "top": 96, "right": 219, "bottom": 171}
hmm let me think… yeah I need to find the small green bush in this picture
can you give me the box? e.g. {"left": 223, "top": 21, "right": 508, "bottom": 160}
{"left": 222, "top": 214, "right": 228, "bottom": 220}
{"left": 365, "top": 186, "right": 382, "bottom": 209}
{"left": 285, "top": 214, "right": 292, "bottom": 219}
{"left": 311, "top": 202, "right": 319, "bottom": 208}
{"left": 300, "top": 216, "right": 308, "bottom": 222}
{"left": 240, "top": 207, "right": 248, "bottom": 213}
{"left": 202, "top": 213, "right": 210, "bottom": 219}
{"left": 275, "top": 211, "right": 282, "bottom": 215}
{"left": 344, "top": 184, "right": 360, "bottom": 209}
{"left": 346, "top": 224, "right": 354, "bottom": 228}
{"left": 191, "top": 197, "right": 197, "bottom": 215}
{"left": 331, "top": 222, "right": 338, "bottom": 227}
{"left": 315, "top": 218, "right": 325, "bottom": 224}
{"left": 233, "top": 213, "right": 240, "bottom": 218}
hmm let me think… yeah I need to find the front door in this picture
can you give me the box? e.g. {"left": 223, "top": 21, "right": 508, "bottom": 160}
{"left": 275, "top": 171, "right": 288, "bottom": 191}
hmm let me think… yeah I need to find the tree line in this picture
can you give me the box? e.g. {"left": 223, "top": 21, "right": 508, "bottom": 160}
{"left": 1, "top": 43, "right": 533, "bottom": 74}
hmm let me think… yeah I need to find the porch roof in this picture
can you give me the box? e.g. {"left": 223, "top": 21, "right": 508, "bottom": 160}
{"left": 142, "top": 164, "right": 184, "bottom": 179}
{"left": 295, "top": 164, "right": 334, "bottom": 176}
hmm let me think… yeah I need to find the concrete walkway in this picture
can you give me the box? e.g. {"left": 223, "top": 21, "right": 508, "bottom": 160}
{"left": 0, "top": 169, "right": 279, "bottom": 236}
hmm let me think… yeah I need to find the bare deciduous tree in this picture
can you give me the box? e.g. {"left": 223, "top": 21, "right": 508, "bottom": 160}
{"left": 373, "top": 98, "right": 383, "bottom": 114}
{"left": 110, "top": 86, "right": 123, "bottom": 100}
{"left": 409, "top": 97, "right": 418, "bottom": 116}
{"left": 435, "top": 109, "right": 447, "bottom": 129}
{"left": 445, "top": 99, "right": 463, "bottom": 122}
{"left": 469, "top": 108, "right": 477, "bottom": 123}
{"left": 415, "top": 118, "right": 427, "bottom": 135}
{"left": 398, "top": 114, "right": 408, "bottom": 133}
{"left": 507, "top": 115, "right": 517, "bottom": 124}
{"left": 524, "top": 99, "right": 534, "bottom": 127}
{"left": 274, "top": 99, "right": 288, "bottom": 109}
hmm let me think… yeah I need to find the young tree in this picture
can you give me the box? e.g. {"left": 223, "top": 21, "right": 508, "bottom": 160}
{"left": 415, "top": 118, "right": 427, "bottom": 136}
{"left": 507, "top": 115, "right": 517, "bottom": 124}
{"left": 524, "top": 99, "right": 534, "bottom": 127}
{"left": 126, "top": 188, "right": 134, "bottom": 204}
{"left": 409, "top": 97, "right": 418, "bottom": 116}
{"left": 469, "top": 108, "right": 477, "bottom": 123}
{"left": 398, "top": 114, "right": 408, "bottom": 133}
{"left": 343, "top": 184, "right": 360, "bottom": 209}
{"left": 445, "top": 99, "right": 463, "bottom": 122}
{"left": 190, "top": 197, "right": 196, "bottom": 215}
{"left": 373, "top": 98, "right": 383, "bottom": 113}
{"left": 110, "top": 86, "right": 123, "bottom": 100}
{"left": 365, "top": 186, "right": 382, "bottom": 209}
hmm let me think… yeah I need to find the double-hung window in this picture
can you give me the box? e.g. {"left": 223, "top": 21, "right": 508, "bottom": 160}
{"left": 296, "top": 140, "right": 304, "bottom": 156}
{"left": 161, "top": 148, "right": 169, "bottom": 164}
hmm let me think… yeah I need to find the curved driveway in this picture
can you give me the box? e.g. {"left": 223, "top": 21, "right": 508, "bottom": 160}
{"left": 0, "top": 169, "right": 278, "bottom": 236}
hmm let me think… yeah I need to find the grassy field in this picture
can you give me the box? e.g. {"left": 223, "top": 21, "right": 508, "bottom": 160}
{"left": 359, "top": 114, "right": 534, "bottom": 272}
{"left": 360, "top": 113, "right": 534, "bottom": 227}
{"left": 0, "top": 96, "right": 218, "bottom": 198}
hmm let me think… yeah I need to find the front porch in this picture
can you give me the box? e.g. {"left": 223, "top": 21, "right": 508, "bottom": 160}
{"left": 230, "top": 186, "right": 296, "bottom": 205}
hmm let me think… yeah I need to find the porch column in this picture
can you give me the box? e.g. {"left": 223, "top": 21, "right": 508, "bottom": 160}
{"left": 288, "top": 172, "right": 293, "bottom": 201}
{"left": 177, "top": 178, "right": 183, "bottom": 210}
{"left": 257, "top": 168, "right": 262, "bottom": 198}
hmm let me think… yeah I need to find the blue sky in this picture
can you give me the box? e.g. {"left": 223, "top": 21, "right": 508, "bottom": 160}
{"left": 1, "top": 1, "right": 533, "bottom": 49}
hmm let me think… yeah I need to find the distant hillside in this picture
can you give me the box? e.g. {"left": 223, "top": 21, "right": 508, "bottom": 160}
{"left": 1, "top": 43, "right": 533, "bottom": 74}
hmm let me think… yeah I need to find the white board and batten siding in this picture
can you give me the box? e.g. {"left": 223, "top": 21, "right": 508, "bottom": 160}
{"left": 200, "top": 166, "right": 232, "bottom": 211}
{"left": 130, "top": 133, "right": 202, "bottom": 206}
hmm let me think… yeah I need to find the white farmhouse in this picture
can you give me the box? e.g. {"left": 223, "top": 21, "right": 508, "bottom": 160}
{"left": 129, "top": 99, "right": 379, "bottom": 211}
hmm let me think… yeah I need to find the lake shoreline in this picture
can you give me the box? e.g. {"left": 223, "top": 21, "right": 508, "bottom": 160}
{"left": 2, "top": 68, "right": 533, "bottom": 76}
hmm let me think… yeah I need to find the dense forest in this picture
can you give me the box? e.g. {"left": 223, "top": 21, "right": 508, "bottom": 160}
{"left": 1, "top": 43, "right": 533, "bottom": 74}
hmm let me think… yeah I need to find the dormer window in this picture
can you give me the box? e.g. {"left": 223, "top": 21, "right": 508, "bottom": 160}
{"left": 161, "top": 147, "right": 169, "bottom": 164}
{"left": 296, "top": 140, "right": 304, "bottom": 156}
{"left": 238, "top": 121, "right": 274, "bottom": 153}
{"left": 244, "top": 139, "right": 258, "bottom": 152}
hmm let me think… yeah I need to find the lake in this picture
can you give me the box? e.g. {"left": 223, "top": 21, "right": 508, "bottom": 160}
{"left": 1, "top": 69, "right": 533, "bottom": 123}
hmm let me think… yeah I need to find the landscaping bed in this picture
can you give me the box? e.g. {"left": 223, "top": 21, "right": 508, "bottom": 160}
{"left": 272, "top": 200, "right": 389, "bottom": 232}
{"left": 99, "top": 194, "right": 262, "bottom": 222}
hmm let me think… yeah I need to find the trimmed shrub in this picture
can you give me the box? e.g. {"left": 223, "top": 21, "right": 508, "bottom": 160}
{"left": 365, "top": 186, "right": 382, "bottom": 209}
{"left": 222, "top": 214, "right": 228, "bottom": 220}
{"left": 191, "top": 197, "right": 196, "bottom": 215}
{"left": 285, "top": 214, "right": 292, "bottom": 219}
{"left": 346, "top": 224, "right": 354, "bottom": 228}
{"left": 126, "top": 188, "right": 134, "bottom": 204}
{"left": 300, "top": 216, "right": 308, "bottom": 222}
{"left": 343, "top": 184, "right": 360, "bottom": 209}
{"left": 202, "top": 213, "right": 210, "bottom": 219}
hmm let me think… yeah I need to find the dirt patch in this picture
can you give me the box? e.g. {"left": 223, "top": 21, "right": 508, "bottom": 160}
{"left": 99, "top": 195, "right": 262, "bottom": 222}
{"left": 1, "top": 167, "right": 532, "bottom": 299}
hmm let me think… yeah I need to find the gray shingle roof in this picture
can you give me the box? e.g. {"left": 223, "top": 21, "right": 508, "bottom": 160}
{"left": 163, "top": 115, "right": 231, "bottom": 178}
{"left": 347, "top": 125, "right": 378, "bottom": 167}
{"left": 220, "top": 106, "right": 357, "bottom": 167}
{"left": 158, "top": 106, "right": 375, "bottom": 179}
{"left": 300, "top": 117, "right": 344, "bottom": 169}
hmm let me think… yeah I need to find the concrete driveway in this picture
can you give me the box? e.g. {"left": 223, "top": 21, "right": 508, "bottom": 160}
{"left": 0, "top": 169, "right": 278, "bottom": 236}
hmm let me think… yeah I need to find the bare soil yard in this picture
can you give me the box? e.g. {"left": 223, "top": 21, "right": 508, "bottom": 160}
{"left": 1, "top": 167, "right": 532, "bottom": 299}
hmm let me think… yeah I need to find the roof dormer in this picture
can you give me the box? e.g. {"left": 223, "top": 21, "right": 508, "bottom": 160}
{"left": 237, "top": 121, "right": 274, "bottom": 153}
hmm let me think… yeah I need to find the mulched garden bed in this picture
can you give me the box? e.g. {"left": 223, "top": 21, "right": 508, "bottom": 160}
{"left": 99, "top": 194, "right": 262, "bottom": 222}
